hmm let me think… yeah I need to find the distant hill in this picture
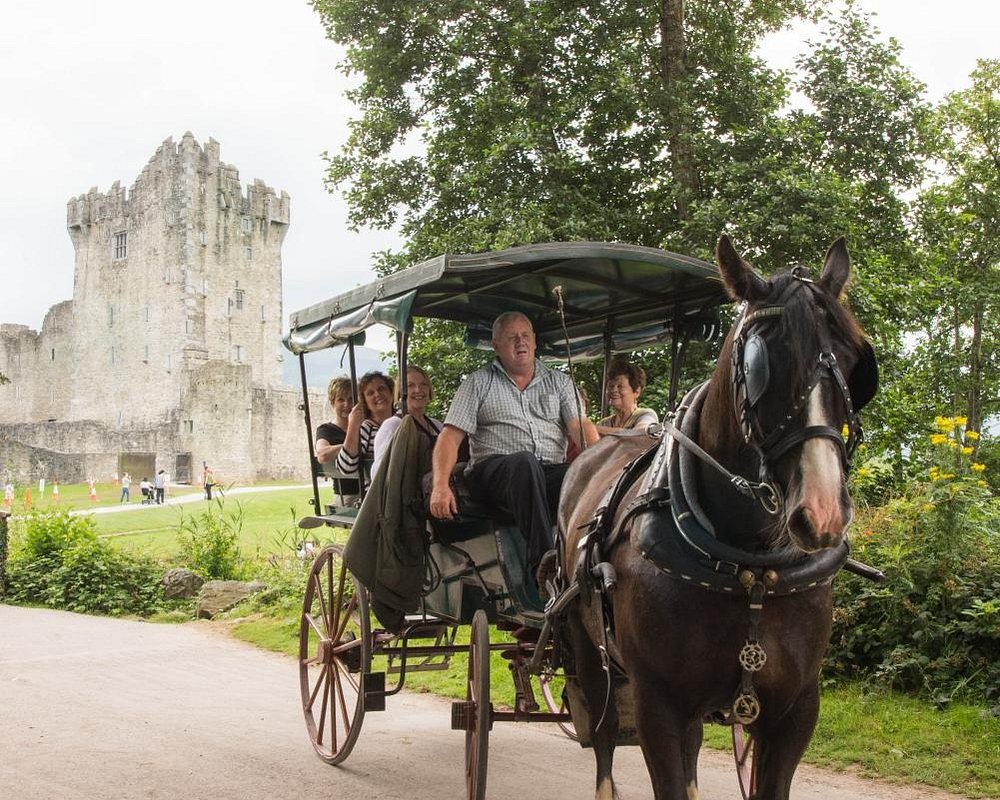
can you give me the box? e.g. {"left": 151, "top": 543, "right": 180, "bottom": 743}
{"left": 280, "top": 345, "right": 392, "bottom": 390}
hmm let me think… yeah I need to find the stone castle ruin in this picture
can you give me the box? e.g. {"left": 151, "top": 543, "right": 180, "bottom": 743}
{"left": 0, "top": 133, "right": 319, "bottom": 485}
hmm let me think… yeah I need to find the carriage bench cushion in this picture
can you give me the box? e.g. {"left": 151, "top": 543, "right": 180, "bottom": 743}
{"left": 421, "top": 464, "right": 515, "bottom": 543}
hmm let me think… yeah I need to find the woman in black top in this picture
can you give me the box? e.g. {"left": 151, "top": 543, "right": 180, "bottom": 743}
{"left": 315, "top": 376, "right": 353, "bottom": 464}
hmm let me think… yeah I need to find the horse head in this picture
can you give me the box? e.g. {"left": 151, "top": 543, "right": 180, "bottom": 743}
{"left": 715, "top": 235, "right": 878, "bottom": 553}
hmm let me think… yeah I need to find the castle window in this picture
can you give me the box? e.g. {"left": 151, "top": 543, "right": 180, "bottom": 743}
{"left": 112, "top": 231, "right": 127, "bottom": 260}
{"left": 165, "top": 353, "right": 172, "bottom": 372}
{"left": 185, "top": 319, "right": 194, "bottom": 334}
{"left": 142, "top": 306, "right": 151, "bottom": 322}
{"left": 244, "top": 246, "right": 253, "bottom": 261}
{"left": 241, "top": 216, "right": 253, "bottom": 233}
{"left": 51, "top": 348, "right": 56, "bottom": 361}
{"left": 182, "top": 419, "right": 195, "bottom": 434}
{"left": 235, "top": 289, "right": 245, "bottom": 310}
{"left": 110, "top": 346, "right": 116, "bottom": 365}
{"left": 108, "top": 305, "right": 115, "bottom": 327}
{"left": 260, "top": 304, "right": 265, "bottom": 321}
{"left": 233, "top": 345, "right": 245, "bottom": 363}
{"left": 143, "top": 344, "right": 149, "bottom": 363}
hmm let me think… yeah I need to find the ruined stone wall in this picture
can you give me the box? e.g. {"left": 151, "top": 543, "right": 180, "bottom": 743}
{"left": 250, "top": 385, "right": 326, "bottom": 481}
{"left": 0, "top": 418, "right": 177, "bottom": 484}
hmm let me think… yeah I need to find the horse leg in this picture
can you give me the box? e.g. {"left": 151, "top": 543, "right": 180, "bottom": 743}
{"left": 753, "top": 684, "right": 820, "bottom": 800}
{"left": 632, "top": 682, "right": 694, "bottom": 800}
{"left": 568, "top": 614, "right": 620, "bottom": 800}
{"left": 682, "top": 719, "right": 703, "bottom": 798}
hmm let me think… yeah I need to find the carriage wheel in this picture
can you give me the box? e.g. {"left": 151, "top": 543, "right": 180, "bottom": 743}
{"left": 299, "top": 544, "right": 371, "bottom": 765}
{"left": 732, "top": 723, "right": 758, "bottom": 800}
{"left": 465, "top": 609, "right": 492, "bottom": 800}
{"left": 538, "top": 672, "right": 577, "bottom": 741}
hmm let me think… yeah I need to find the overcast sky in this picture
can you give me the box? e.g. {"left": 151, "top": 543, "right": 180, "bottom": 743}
{"left": 1, "top": 0, "right": 996, "bottom": 335}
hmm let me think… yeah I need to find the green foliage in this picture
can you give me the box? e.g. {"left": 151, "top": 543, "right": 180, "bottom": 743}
{"left": 176, "top": 500, "right": 247, "bottom": 580}
{"left": 6, "top": 512, "right": 165, "bottom": 616}
{"left": 830, "top": 418, "right": 1000, "bottom": 704}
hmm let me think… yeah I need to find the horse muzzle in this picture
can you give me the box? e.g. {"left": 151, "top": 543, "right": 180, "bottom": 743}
{"left": 786, "top": 491, "right": 851, "bottom": 552}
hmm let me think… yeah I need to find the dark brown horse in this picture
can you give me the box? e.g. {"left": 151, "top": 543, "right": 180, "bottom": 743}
{"left": 558, "top": 236, "right": 877, "bottom": 800}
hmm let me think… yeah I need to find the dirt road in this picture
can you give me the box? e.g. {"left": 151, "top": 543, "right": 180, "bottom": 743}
{"left": 0, "top": 604, "right": 968, "bottom": 800}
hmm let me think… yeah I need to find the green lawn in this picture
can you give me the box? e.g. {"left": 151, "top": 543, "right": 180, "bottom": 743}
{"left": 4, "top": 481, "right": 161, "bottom": 511}
{"left": 94, "top": 487, "right": 322, "bottom": 557}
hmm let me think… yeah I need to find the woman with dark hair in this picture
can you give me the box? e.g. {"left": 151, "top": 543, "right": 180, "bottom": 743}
{"left": 372, "top": 365, "right": 442, "bottom": 473}
{"left": 596, "top": 361, "right": 658, "bottom": 434}
{"left": 335, "top": 371, "right": 395, "bottom": 474}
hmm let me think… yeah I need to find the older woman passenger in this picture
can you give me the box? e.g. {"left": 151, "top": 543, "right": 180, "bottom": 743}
{"left": 596, "top": 361, "right": 658, "bottom": 435}
{"left": 372, "top": 366, "right": 442, "bottom": 473}
{"left": 335, "top": 371, "right": 395, "bottom": 474}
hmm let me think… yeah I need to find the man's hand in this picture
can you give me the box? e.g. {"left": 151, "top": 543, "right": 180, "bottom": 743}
{"left": 429, "top": 484, "right": 458, "bottom": 520}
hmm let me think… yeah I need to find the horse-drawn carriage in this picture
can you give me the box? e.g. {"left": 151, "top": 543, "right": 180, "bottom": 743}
{"left": 285, "top": 239, "right": 883, "bottom": 800}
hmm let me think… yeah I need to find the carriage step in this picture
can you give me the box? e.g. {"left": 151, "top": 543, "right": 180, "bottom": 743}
{"left": 363, "top": 671, "right": 386, "bottom": 711}
{"left": 451, "top": 701, "right": 475, "bottom": 731}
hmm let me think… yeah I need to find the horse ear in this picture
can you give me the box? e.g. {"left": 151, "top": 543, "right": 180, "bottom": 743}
{"left": 819, "top": 237, "right": 851, "bottom": 299}
{"left": 716, "top": 235, "right": 768, "bottom": 302}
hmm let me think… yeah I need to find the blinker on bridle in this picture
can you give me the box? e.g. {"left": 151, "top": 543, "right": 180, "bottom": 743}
{"left": 730, "top": 272, "right": 867, "bottom": 506}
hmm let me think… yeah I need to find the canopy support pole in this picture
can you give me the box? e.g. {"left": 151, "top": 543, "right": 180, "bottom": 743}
{"left": 298, "top": 353, "right": 321, "bottom": 515}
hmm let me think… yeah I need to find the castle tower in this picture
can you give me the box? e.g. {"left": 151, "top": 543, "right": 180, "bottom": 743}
{"left": 64, "top": 133, "right": 289, "bottom": 427}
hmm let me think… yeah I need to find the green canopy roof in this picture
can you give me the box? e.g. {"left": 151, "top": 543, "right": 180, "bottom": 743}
{"left": 285, "top": 241, "right": 727, "bottom": 358}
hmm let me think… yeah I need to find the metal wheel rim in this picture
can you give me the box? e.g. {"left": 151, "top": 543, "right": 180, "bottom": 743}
{"left": 732, "top": 723, "right": 758, "bottom": 800}
{"left": 465, "top": 609, "right": 491, "bottom": 800}
{"left": 538, "top": 673, "right": 577, "bottom": 741}
{"left": 299, "top": 544, "right": 371, "bottom": 765}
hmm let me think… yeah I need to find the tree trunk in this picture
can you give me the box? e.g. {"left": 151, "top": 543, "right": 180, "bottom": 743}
{"left": 659, "top": 0, "right": 699, "bottom": 223}
{"left": 966, "top": 296, "right": 984, "bottom": 437}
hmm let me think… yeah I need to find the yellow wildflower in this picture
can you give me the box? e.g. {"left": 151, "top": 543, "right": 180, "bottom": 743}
{"left": 971, "top": 463, "right": 986, "bottom": 473}
{"left": 978, "top": 480, "right": 988, "bottom": 488}
{"left": 841, "top": 423, "right": 850, "bottom": 439}
{"left": 940, "top": 472, "right": 956, "bottom": 480}
{"left": 856, "top": 466, "right": 870, "bottom": 478}
{"left": 929, "top": 433, "right": 948, "bottom": 445}
{"left": 922, "top": 503, "right": 935, "bottom": 512}
{"left": 961, "top": 446, "right": 974, "bottom": 456}
{"left": 935, "top": 416, "right": 954, "bottom": 432}
{"left": 955, "top": 416, "right": 968, "bottom": 427}
{"left": 965, "top": 430, "right": 980, "bottom": 441}
{"left": 929, "top": 466, "right": 940, "bottom": 480}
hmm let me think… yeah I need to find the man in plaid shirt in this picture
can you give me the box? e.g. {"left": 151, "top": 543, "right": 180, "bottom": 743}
{"left": 429, "top": 311, "right": 589, "bottom": 578}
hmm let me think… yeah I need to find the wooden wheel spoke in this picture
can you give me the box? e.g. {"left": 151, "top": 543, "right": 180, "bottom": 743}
{"left": 317, "top": 667, "right": 331, "bottom": 744}
{"left": 306, "top": 663, "right": 329, "bottom": 711}
{"left": 313, "top": 573, "right": 330, "bottom": 633}
{"left": 304, "top": 612, "right": 327, "bottom": 642}
{"left": 332, "top": 592, "right": 359, "bottom": 644}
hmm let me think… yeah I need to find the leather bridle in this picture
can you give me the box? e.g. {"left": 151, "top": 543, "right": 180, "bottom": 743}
{"left": 730, "top": 271, "right": 866, "bottom": 505}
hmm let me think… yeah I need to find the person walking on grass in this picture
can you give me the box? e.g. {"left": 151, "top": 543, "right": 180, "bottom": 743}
{"left": 120, "top": 472, "right": 131, "bottom": 503}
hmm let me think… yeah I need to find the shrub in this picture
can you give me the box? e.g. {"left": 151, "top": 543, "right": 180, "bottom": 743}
{"left": 7, "top": 511, "right": 165, "bottom": 616}
{"left": 176, "top": 499, "right": 246, "bottom": 580}
{"left": 829, "top": 417, "right": 1000, "bottom": 704}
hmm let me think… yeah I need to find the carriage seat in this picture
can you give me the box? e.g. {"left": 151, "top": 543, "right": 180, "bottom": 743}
{"left": 315, "top": 458, "right": 370, "bottom": 512}
{"left": 420, "top": 464, "right": 543, "bottom": 618}
{"left": 421, "top": 463, "right": 515, "bottom": 543}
